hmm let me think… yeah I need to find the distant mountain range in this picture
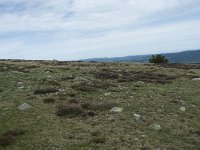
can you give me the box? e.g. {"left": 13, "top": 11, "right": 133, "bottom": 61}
{"left": 81, "top": 50, "right": 200, "bottom": 64}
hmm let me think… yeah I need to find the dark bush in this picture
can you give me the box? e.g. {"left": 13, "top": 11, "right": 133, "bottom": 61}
{"left": 149, "top": 54, "right": 169, "bottom": 64}
{"left": 56, "top": 105, "right": 83, "bottom": 117}
{"left": 43, "top": 98, "right": 55, "bottom": 103}
{"left": 0, "top": 129, "right": 25, "bottom": 147}
{"left": 34, "top": 87, "right": 59, "bottom": 94}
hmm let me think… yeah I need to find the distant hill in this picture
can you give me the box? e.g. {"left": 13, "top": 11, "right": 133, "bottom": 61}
{"left": 82, "top": 50, "right": 200, "bottom": 64}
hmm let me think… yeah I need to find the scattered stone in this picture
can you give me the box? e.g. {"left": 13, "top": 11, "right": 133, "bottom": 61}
{"left": 18, "top": 103, "right": 31, "bottom": 111}
{"left": 109, "top": 107, "right": 123, "bottom": 113}
{"left": 134, "top": 114, "right": 144, "bottom": 123}
{"left": 138, "top": 81, "right": 145, "bottom": 84}
{"left": 104, "top": 92, "right": 111, "bottom": 96}
{"left": 157, "top": 109, "right": 162, "bottom": 112}
{"left": 149, "top": 123, "right": 161, "bottom": 131}
{"left": 141, "top": 135, "right": 146, "bottom": 138}
{"left": 179, "top": 106, "right": 186, "bottom": 112}
{"left": 17, "top": 82, "right": 23, "bottom": 85}
{"left": 18, "top": 86, "right": 24, "bottom": 89}
{"left": 180, "top": 100, "right": 186, "bottom": 105}
{"left": 129, "top": 96, "right": 134, "bottom": 99}
{"left": 192, "top": 78, "right": 200, "bottom": 81}
{"left": 18, "top": 66, "right": 24, "bottom": 69}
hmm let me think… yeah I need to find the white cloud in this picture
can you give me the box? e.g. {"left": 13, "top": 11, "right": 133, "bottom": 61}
{"left": 0, "top": 0, "right": 200, "bottom": 60}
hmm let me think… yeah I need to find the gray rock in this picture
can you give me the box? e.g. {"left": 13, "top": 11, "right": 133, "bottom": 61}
{"left": 109, "top": 107, "right": 123, "bottom": 113}
{"left": 134, "top": 114, "right": 144, "bottom": 123}
{"left": 104, "top": 92, "right": 111, "bottom": 96}
{"left": 192, "top": 78, "right": 200, "bottom": 81}
{"left": 18, "top": 103, "right": 31, "bottom": 111}
{"left": 149, "top": 123, "right": 161, "bottom": 131}
{"left": 138, "top": 81, "right": 145, "bottom": 84}
{"left": 180, "top": 100, "right": 186, "bottom": 105}
{"left": 179, "top": 106, "right": 186, "bottom": 112}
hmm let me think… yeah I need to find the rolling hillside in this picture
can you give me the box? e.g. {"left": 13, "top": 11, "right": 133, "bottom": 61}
{"left": 82, "top": 50, "right": 200, "bottom": 64}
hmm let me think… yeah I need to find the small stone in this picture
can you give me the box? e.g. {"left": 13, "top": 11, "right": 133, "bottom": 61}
{"left": 134, "top": 114, "right": 144, "bottom": 123}
{"left": 104, "top": 93, "right": 111, "bottom": 96}
{"left": 192, "top": 78, "right": 200, "bottom": 81}
{"left": 18, "top": 66, "right": 24, "bottom": 69}
{"left": 109, "top": 107, "right": 123, "bottom": 113}
{"left": 180, "top": 100, "right": 186, "bottom": 105}
{"left": 149, "top": 123, "right": 161, "bottom": 131}
{"left": 17, "top": 82, "right": 23, "bottom": 85}
{"left": 141, "top": 135, "right": 146, "bottom": 138}
{"left": 18, "top": 86, "right": 24, "bottom": 89}
{"left": 157, "top": 109, "right": 162, "bottom": 112}
{"left": 179, "top": 106, "right": 186, "bottom": 112}
{"left": 18, "top": 103, "right": 31, "bottom": 111}
{"left": 138, "top": 81, "right": 145, "bottom": 84}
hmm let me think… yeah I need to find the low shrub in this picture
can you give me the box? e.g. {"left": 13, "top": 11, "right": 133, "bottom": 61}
{"left": 0, "top": 129, "right": 26, "bottom": 147}
{"left": 149, "top": 54, "right": 169, "bottom": 64}
{"left": 56, "top": 105, "right": 83, "bottom": 117}
{"left": 34, "top": 87, "right": 59, "bottom": 94}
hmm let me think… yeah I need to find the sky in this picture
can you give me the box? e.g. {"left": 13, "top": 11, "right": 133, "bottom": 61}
{"left": 0, "top": 0, "right": 200, "bottom": 60}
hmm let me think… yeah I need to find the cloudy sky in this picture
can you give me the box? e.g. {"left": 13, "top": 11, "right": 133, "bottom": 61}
{"left": 0, "top": 0, "right": 200, "bottom": 60}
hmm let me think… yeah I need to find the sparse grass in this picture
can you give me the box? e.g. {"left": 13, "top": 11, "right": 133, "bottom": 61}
{"left": 71, "top": 80, "right": 115, "bottom": 92}
{"left": 0, "top": 60, "right": 200, "bottom": 149}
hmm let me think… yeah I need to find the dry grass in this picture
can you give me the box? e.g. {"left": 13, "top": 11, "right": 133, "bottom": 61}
{"left": 71, "top": 80, "right": 115, "bottom": 92}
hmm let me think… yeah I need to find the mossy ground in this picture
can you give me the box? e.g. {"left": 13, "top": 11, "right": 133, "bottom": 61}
{"left": 0, "top": 60, "right": 200, "bottom": 149}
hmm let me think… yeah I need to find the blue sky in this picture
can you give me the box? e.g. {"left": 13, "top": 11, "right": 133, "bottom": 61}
{"left": 0, "top": 0, "right": 200, "bottom": 60}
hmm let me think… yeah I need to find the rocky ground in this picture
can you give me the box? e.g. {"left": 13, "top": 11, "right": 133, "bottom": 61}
{"left": 0, "top": 60, "right": 200, "bottom": 150}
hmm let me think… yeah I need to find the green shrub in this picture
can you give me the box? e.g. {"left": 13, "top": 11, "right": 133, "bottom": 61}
{"left": 149, "top": 54, "right": 169, "bottom": 64}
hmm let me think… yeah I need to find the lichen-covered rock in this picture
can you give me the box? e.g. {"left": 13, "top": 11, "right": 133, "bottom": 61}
{"left": 109, "top": 107, "right": 123, "bottom": 113}
{"left": 18, "top": 103, "right": 31, "bottom": 111}
{"left": 192, "top": 78, "right": 200, "bottom": 81}
{"left": 149, "top": 123, "right": 161, "bottom": 131}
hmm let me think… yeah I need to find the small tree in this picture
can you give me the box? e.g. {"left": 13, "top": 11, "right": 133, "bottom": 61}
{"left": 149, "top": 54, "right": 169, "bottom": 64}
